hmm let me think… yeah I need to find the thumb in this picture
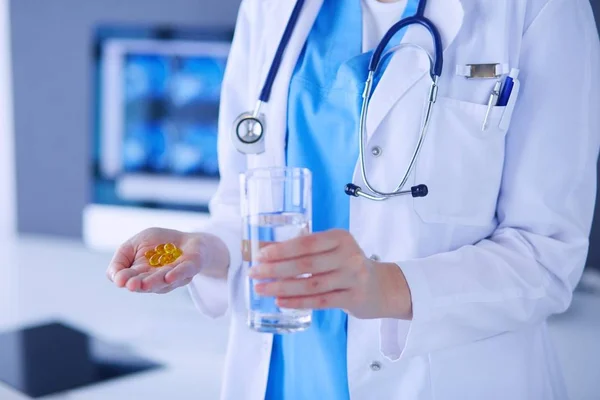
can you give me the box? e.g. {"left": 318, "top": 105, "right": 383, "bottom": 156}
{"left": 106, "top": 241, "right": 136, "bottom": 282}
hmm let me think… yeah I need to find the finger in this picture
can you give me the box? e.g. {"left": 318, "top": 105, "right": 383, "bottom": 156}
{"left": 106, "top": 241, "right": 135, "bottom": 282}
{"left": 165, "top": 261, "right": 199, "bottom": 285}
{"left": 257, "top": 230, "right": 347, "bottom": 262}
{"left": 126, "top": 272, "right": 154, "bottom": 292}
{"left": 113, "top": 267, "right": 144, "bottom": 288}
{"left": 141, "top": 267, "right": 175, "bottom": 292}
{"left": 255, "top": 270, "right": 354, "bottom": 298}
{"left": 276, "top": 290, "right": 350, "bottom": 310}
{"left": 171, "top": 277, "right": 193, "bottom": 289}
{"left": 154, "top": 278, "right": 193, "bottom": 294}
{"left": 155, "top": 286, "right": 174, "bottom": 294}
{"left": 249, "top": 250, "right": 349, "bottom": 279}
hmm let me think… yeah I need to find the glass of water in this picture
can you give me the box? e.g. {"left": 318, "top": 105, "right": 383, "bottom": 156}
{"left": 241, "top": 167, "right": 312, "bottom": 334}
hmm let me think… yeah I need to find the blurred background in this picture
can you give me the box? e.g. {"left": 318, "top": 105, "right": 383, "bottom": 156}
{"left": 0, "top": 1, "right": 599, "bottom": 399}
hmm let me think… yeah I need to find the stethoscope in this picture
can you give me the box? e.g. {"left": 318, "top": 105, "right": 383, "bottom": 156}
{"left": 232, "top": 0, "right": 443, "bottom": 201}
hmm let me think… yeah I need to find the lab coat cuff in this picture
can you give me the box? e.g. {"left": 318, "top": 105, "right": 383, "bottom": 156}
{"left": 188, "top": 224, "right": 242, "bottom": 318}
{"left": 189, "top": 274, "right": 230, "bottom": 318}
{"left": 379, "top": 260, "right": 435, "bottom": 361}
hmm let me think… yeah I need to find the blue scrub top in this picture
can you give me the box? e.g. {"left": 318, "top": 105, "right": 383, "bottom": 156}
{"left": 265, "top": 0, "right": 414, "bottom": 398}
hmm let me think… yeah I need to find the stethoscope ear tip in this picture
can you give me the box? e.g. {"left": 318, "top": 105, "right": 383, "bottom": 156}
{"left": 345, "top": 184, "right": 361, "bottom": 197}
{"left": 411, "top": 184, "right": 429, "bottom": 198}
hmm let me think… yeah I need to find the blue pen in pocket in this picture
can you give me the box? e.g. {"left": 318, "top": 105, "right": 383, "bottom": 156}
{"left": 498, "top": 68, "right": 521, "bottom": 131}
{"left": 497, "top": 68, "right": 520, "bottom": 107}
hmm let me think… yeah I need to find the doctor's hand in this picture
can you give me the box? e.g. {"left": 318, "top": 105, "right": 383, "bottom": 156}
{"left": 249, "top": 229, "right": 413, "bottom": 320}
{"left": 106, "top": 228, "right": 229, "bottom": 294}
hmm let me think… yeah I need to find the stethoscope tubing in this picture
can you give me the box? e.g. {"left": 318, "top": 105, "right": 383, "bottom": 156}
{"left": 236, "top": 0, "right": 444, "bottom": 201}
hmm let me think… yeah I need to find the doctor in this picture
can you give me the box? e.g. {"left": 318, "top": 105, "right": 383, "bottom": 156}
{"left": 107, "top": 0, "right": 600, "bottom": 399}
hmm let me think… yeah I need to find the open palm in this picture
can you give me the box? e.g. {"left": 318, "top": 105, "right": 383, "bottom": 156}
{"left": 106, "top": 228, "right": 204, "bottom": 294}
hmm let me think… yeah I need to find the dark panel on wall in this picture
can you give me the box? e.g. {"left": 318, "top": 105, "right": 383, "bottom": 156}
{"left": 593, "top": 0, "right": 600, "bottom": 19}
{"left": 10, "top": 0, "right": 241, "bottom": 237}
{"left": 587, "top": 0, "right": 600, "bottom": 271}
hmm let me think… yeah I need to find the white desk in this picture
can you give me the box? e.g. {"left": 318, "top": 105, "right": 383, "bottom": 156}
{"left": 1, "top": 235, "right": 599, "bottom": 399}
{"left": 548, "top": 292, "right": 600, "bottom": 400}
{"left": 0, "top": 384, "right": 29, "bottom": 400}
{"left": 0, "top": 235, "right": 229, "bottom": 400}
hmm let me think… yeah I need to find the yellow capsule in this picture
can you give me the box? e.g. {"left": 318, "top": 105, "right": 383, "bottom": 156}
{"left": 159, "top": 253, "right": 175, "bottom": 266}
{"left": 155, "top": 244, "right": 166, "bottom": 255}
{"left": 164, "top": 243, "right": 176, "bottom": 253}
{"left": 144, "top": 250, "right": 156, "bottom": 260}
{"left": 172, "top": 248, "right": 183, "bottom": 260}
{"left": 149, "top": 253, "right": 162, "bottom": 267}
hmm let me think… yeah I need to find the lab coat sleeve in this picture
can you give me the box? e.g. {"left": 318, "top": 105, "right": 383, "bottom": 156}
{"left": 390, "top": 0, "right": 600, "bottom": 360}
{"left": 187, "top": 0, "right": 253, "bottom": 318}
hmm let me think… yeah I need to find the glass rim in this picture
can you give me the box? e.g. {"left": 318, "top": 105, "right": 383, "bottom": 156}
{"left": 241, "top": 166, "right": 311, "bottom": 181}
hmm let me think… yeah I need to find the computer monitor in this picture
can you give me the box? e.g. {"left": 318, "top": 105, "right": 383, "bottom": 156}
{"left": 92, "top": 26, "right": 232, "bottom": 211}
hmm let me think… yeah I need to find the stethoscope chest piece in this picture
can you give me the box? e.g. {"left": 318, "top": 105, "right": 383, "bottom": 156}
{"left": 232, "top": 112, "right": 266, "bottom": 154}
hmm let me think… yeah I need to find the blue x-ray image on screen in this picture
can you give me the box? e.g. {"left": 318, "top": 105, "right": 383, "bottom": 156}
{"left": 92, "top": 26, "right": 232, "bottom": 210}
{"left": 121, "top": 54, "right": 225, "bottom": 177}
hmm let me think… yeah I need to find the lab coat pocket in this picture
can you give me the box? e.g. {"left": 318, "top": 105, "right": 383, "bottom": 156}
{"left": 413, "top": 97, "right": 508, "bottom": 226}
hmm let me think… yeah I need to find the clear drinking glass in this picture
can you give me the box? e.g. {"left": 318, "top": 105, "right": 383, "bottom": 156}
{"left": 241, "top": 167, "right": 312, "bottom": 334}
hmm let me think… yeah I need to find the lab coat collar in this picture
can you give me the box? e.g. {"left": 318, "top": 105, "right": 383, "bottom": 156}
{"left": 366, "top": 0, "right": 464, "bottom": 142}
{"left": 258, "top": 0, "right": 325, "bottom": 168}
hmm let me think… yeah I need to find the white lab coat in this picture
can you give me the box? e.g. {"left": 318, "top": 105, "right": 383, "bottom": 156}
{"left": 189, "top": 0, "right": 600, "bottom": 399}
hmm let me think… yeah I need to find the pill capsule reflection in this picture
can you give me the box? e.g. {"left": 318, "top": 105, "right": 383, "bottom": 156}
{"left": 155, "top": 244, "right": 166, "bottom": 255}
{"left": 164, "top": 243, "right": 176, "bottom": 253}
{"left": 149, "top": 253, "right": 162, "bottom": 267}
{"left": 159, "top": 253, "right": 175, "bottom": 266}
{"left": 145, "top": 250, "right": 156, "bottom": 260}
{"left": 172, "top": 248, "right": 183, "bottom": 260}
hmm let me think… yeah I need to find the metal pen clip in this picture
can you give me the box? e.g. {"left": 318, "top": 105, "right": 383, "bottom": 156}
{"left": 457, "top": 63, "right": 507, "bottom": 79}
{"left": 482, "top": 80, "right": 502, "bottom": 131}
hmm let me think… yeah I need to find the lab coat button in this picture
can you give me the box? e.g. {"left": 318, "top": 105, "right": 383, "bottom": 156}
{"left": 369, "top": 254, "right": 380, "bottom": 261}
{"left": 369, "top": 361, "right": 382, "bottom": 371}
{"left": 371, "top": 146, "right": 382, "bottom": 157}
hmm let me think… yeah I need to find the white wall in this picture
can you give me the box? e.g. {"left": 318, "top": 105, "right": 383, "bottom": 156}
{"left": 0, "top": 3, "right": 18, "bottom": 391}
{"left": 0, "top": 0, "right": 14, "bottom": 239}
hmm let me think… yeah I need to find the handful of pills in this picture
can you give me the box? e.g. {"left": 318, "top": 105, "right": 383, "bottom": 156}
{"left": 145, "top": 243, "right": 183, "bottom": 267}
